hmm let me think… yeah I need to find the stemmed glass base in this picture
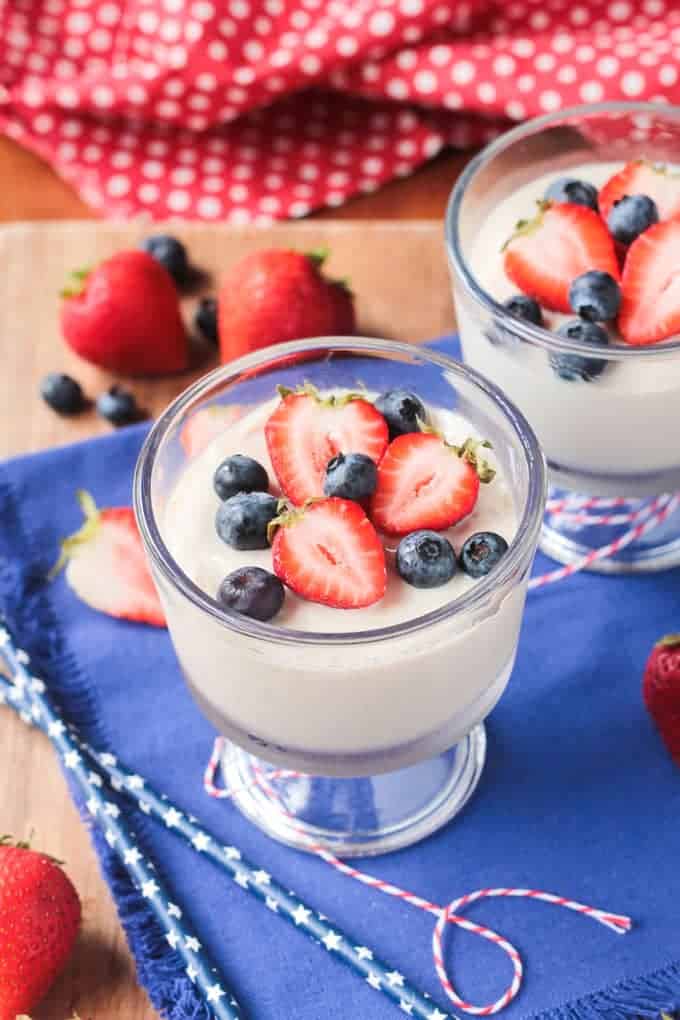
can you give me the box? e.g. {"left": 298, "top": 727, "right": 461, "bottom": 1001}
{"left": 539, "top": 486, "right": 680, "bottom": 574}
{"left": 221, "top": 726, "right": 487, "bottom": 858}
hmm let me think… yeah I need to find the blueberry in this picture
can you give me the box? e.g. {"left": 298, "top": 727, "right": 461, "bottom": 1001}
{"left": 459, "top": 532, "right": 509, "bottom": 579}
{"left": 213, "top": 454, "right": 269, "bottom": 501}
{"left": 195, "top": 297, "right": 218, "bottom": 344}
{"left": 607, "top": 194, "right": 658, "bottom": 245}
{"left": 502, "top": 294, "right": 544, "bottom": 327}
{"left": 568, "top": 270, "right": 621, "bottom": 322}
{"left": 218, "top": 566, "right": 285, "bottom": 622}
{"left": 375, "top": 389, "right": 427, "bottom": 438}
{"left": 96, "top": 385, "right": 139, "bottom": 426}
{"left": 40, "top": 373, "right": 85, "bottom": 415}
{"left": 323, "top": 453, "right": 377, "bottom": 501}
{"left": 544, "top": 177, "right": 599, "bottom": 211}
{"left": 549, "top": 320, "right": 609, "bottom": 382}
{"left": 140, "top": 234, "right": 190, "bottom": 286}
{"left": 215, "top": 492, "right": 278, "bottom": 550}
{"left": 396, "top": 531, "right": 457, "bottom": 589}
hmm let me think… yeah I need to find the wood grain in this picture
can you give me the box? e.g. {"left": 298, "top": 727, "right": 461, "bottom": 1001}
{"left": 0, "top": 218, "right": 454, "bottom": 1018}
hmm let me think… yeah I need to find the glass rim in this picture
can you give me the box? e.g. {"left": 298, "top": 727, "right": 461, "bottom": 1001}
{"left": 133, "top": 336, "right": 546, "bottom": 647}
{"left": 445, "top": 100, "right": 680, "bottom": 360}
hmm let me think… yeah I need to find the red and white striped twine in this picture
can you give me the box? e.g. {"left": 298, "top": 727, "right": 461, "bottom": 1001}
{"left": 204, "top": 737, "right": 632, "bottom": 1016}
{"left": 528, "top": 491, "right": 680, "bottom": 590}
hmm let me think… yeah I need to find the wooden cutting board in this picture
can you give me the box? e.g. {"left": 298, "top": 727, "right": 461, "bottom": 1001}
{"left": 0, "top": 219, "right": 454, "bottom": 1020}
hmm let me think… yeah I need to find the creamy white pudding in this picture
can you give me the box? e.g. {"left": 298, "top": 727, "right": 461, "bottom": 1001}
{"left": 156, "top": 393, "right": 527, "bottom": 772}
{"left": 458, "top": 162, "right": 680, "bottom": 496}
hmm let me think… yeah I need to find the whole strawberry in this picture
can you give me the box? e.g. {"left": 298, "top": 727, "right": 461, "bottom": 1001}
{"left": 60, "top": 250, "right": 189, "bottom": 376}
{"left": 643, "top": 634, "right": 680, "bottom": 765}
{"left": 218, "top": 249, "right": 356, "bottom": 365}
{"left": 0, "top": 840, "right": 81, "bottom": 1020}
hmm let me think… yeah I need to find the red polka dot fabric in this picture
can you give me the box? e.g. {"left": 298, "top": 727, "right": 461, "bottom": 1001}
{"left": 1, "top": 0, "right": 679, "bottom": 222}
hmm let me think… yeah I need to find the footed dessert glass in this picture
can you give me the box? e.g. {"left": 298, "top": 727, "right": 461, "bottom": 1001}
{"left": 134, "top": 337, "right": 545, "bottom": 856}
{"left": 447, "top": 102, "right": 680, "bottom": 572}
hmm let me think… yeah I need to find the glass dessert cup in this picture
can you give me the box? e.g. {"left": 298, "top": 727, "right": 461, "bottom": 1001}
{"left": 447, "top": 101, "right": 680, "bottom": 573}
{"left": 134, "top": 337, "right": 545, "bottom": 856}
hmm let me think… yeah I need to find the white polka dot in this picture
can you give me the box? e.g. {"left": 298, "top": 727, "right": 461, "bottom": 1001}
{"left": 82, "top": 144, "right": 101, "bottom": 162}
{"left": 570, "top": 5, "right": 589, "bottom": 23}
{"left": 403, "top": 24, "right": 422, "bottom": 41}
{"left": 124, "top": 84, "right": 146, "bottom": 104}
{"left": 659, "top": 64, "right": 678, "bottom": 85}
{"left": 89, "top": 28, "right": 111, "bottom": 50}
{"left": 188, "top": 93, "right": 211, "bottom": 110}
{"left": 219, "top": 17, "right": 236, "bottom": 36}
{"left": 185, "top": 21, "right": 203, "bottom": 41}
{"left": 386, "top": 78, "right": 409, "bottom": 99}
{"left": 643, "top": 0, "right": 664, "bottom": 11}
{"left": 396, "top": 138, "right": 416, "bottom": 157}
{"left": 166, "top": 190, "right": 190, "bottom": 212}
{"left": 517, "top": 73, "right": 535, "bottom": 92}
{"left": 160, "top": 18, "right": 182, "bottom": 40}
{"left": 493, "top": 54, "right": 516, "bottom": 76}
{"left": 536, "top": 53, "right": 557, "bottom": 72}
{"left": 64, "top": 37, "right": 84, "bottom": 56}
{"left": 61, "top": 119, "right": 82, "bottom": 137}
{"left": 107, "top": 175, "right": 130, "bottom": 197}
{"left": 202, "top": 176, "right": 223, "bottom": 192}
{"left": 331, "top": 35, "right": 355, "bottom": 57}
{"left": 621, "top": 70, "right": 646, "bottom": 94}
{"left": 66, "top": 10, "right": 91, "bottom": 32}
{"left": 505, "top": 99, "right": 526, "bottom": 119}
{"left": 597, "top": 56, "right": 619, "bottom": 76}
{"left": 301, "top": 54, "right": 322, "bottom": 74}
{"left": 294, "top": 183, "right": 313, "bottom": 200}
{"left": 580, "top": 80, "right": 604, "bottom": 101}
{"left": 444, "top": 91, "right": 463, "bottom": 108}
{"left": 232, "top": 164, "right": 253, "bottom": 180}
{"left": 539, "top": 90, "right": 562, "bottom": 110}
{"left": 168, "top": 45, "right": 188, "bottom": 67}
{"left": 142, "top": 160, "right": 164, "bottom": 178}
{"left": 192, "top": 0, "right": 214, "bottom": 18}
{"left": 208, "top": 41, "right": 228, "bottom": 59}
{"left": 280, "top": 31, "right": 299, "bottom": 48}
{"left": 138, "top": 183, "right": 160, "bottom": 203}
{"left": 138, "top": 9, "right": 158, "bottom": 31}
{"left": 97, "top": 2, "right": 119, "bottom": 23}
{"left": 369, "top": 9, "right": 395, "bottom": 35}
{"left": 451, "top": 59, "right": 475, "bottom": 84}
{"left": 423, "top": 133, "right": 443, "bottom": 157}
{"left": 54, "top": 59, "right": 77, "bottom": 78}
{"left": 400, "top": 0, "right": 423, "bottom": 12}
{"left": 575, "top": 44, "right": 596, "bottom": 62}
{"left": 264, "top": 0, "right": 282, "bottom": 12}
{"left": 57, "top": 141, "right": 78, "bottom": 161}
{"left": 609, "top": 0, "right": 632, "bottom": 19}
{"left": 360, "top": 156, "right": 382, "bottom": 175}
{"left": 396, "top": 49, "right": 417, "bottom": 70}
{"left": 640, "top": 51, "right": 659, "bottom": 66}
{"left": 265, "top": 173, "right": 283, "bottom": 189}
{"left": 92, "top": 85, "right": 114, "bottom": 107}
{"left": 288, "top": 201, "right": 310, "bottom": 218}
{"left": 195, "top": 196, "right": 220, "bottom": 218}
{"left": 228, "top": 184, "right": 248, "bottom": 201}
{"left": 557, "top": 65, "right": 577, "bottom": 83}
{"left": 342, "top": 8, "right": 362, "bottom": 27}
{"left": 414, "top": 69, "right": 437, "bottom": 93}
{"left": 271, "top": 48, "right": 292, "bottom": 66}
{"left": 305, "top": 28, "right": 327, "bottom": 48}
{"left": 259, "top": 196, "right": 280, "bottom": 214}
{"left": 477, "top": 81, "right": 496, "bottom": 102}
{"left": 57, "top": 85, "right": 79, "bottom": 108}
{"left": 32, "top": 113, "right": 54, "bottom": 133}
{"left": 229, "top": 0, "right": 250, "bottom": 17}
{"left": 552, "top": 33, "right": 574, "bottom": 52}
{"left": 157, "top": 99, "right": 181, "bottom": 117}
{"left": 111, "top": 150, "right": 133, "bottom": 168}
{"left": 530, "top": 10, "right": 550, "bottom": 28}
{"left": 511, "top": 38, "right": 535, "bottom": 57}
{"left": 227, "top": 86, "right": 247, "bottom": 102}
{"left": 241, "top": 40, "right": 262, "bottom": 62}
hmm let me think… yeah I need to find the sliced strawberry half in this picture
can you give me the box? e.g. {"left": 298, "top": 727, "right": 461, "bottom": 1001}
{"left": 618, "top": 219, "right": 680, "bottom": 346}
{"left": 179, "top": 405, "right": 243, "bottom": 458}
{"left": 369, "top": 432, "right": 494, "bottom": 536}
{"left": 503, "top": 202, "right": 620, "bottom": 313}
{"left": 265, "top": 384, "right": 388, "bottom": 506}
{"left": 599, "top": 160, "right": 680, "bottom": 224}
{"left": 271, "top": 498, "right": 387, "bottom": 609}
{"left": 51, "top": 491, "right": 166, "bottom": 627}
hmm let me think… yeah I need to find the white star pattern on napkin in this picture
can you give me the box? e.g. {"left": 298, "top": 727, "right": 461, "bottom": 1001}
{"left": 355, "top": 946, "right": 373, "bottom": 960}
{"left": 185, "top": 936, "right": 202, "bottom": 952}
{"left": 124, "top": 847, "right": 142, "bottom": 866}
{"left": 164, "top": 807, "right": 183, "bottom": 828}
{"left": 366, "top": 972, "right": 382, "bottom": 990}
{"left": 322, "top": 931, "right": 342, "bottom": 951}
{"left": 292, "top": 905, "right": 312, "bottom": 926}
{"left": 141, "top": 879, "right": 160, "bottom": 899}
{"left": 386, "top": 971, "right": 405, "bottom": 988}
{"left": 167, "top": 902, "right": 182, "bottom": 919}
{"left": 192, "top": 832, "right": 210, "bottom": 852}
{"left": 207, "top": 983, "right": 225, "bottom": 1003}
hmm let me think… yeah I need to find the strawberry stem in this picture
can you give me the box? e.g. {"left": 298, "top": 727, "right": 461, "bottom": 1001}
{"left": 60, "top": 266, "right": 91, "bottom": 299}
{"left": 307, "top": 247, "right": 329, "bottom": 268}
{"left": 418, "top": 422, "right": 496, "bottom": 483}
{"left": 656, "top": 634, "right": 680, "bottom": 648}
{"left": 276, "top": 382, "right": 368, "bottom": 408}
{"left": 48, "top": 490, "right": 101, "bottom": 580}
{"left": 501, "top": 200, "right": 551, "bottom": 252}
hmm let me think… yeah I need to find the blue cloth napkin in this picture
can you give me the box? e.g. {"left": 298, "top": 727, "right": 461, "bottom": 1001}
{"left": 2, "top": 337, "right": 680, "bottom": 1020}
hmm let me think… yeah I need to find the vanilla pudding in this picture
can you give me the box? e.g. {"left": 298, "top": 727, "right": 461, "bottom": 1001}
{"left": 453, "top": 160, "right": 680, "bottom": 496}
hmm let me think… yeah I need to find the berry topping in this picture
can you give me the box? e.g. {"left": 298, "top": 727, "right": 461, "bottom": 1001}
{"left": 218, "top": 566, "right": 285, "bottom": 622}
{"left": 265, "top": 383, "right": 388, "bottom": 506}
{"left": 59, "top": 250, "right": 188, "bottom": 377}
{"left": 140, "top": 233, "right": 190, "bottom": 286}
{"left": 323, "top": 452, "right": 378, "bottom": 502}
{"left": 568, "top": 270, "right": 621, "bottom": 322}
{"left": 40, "top": 372, "right": 86, "bottom": 415}
{"left": 213, "top": 454, "right": 269, "bottom": 501}
{"left": 607, "top": 194, "right": 659, "bottom": 246}
{"left": 271, "top": 498, "right": 386, "bottom": 609}
{"left": 396, "top": 530, "right": 457, "bottom": 589}
{"left": 502, "top": 294, "right": 544, "bottom": 326}
{"left": 598, "top": 160, "right": 680, "bottom": 225}
{"left": 643, "top": 634, "right": 680, "bottom": 767}
{"left": 194, "top": 297, "right": 218, "bottom": 344}
{"left": 503, "top": 202, "right": 619, "bottom": 313}
{"left": 550, "top": 321, "right": 609, "bottom": 381}
{"left": 544, "top": 177, "right": 599, "bottom": 211}
{"left": 374, "top": 388, "right": 428, "bottom": 439}
{"left": 50, "top": 491, "right": 165, "bottom": 627}
{"left": 459, "top": 531, "right": 509, "bottom": 578}
{"left": 96, "top": 385, "right": 139, "bottom": 426}
{"left": 618, "top": 219, "right": 680, "bottom": 346}
{"left": 215, "top": 491, "right": 279, "bottom": 550}
{"left": 369, "top": 431, "right": 494, "bottom": 536}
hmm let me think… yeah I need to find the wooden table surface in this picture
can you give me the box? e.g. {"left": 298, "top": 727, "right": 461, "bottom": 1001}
{"left": 0, "top": 135, "right": 470, "bottom": 1019}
